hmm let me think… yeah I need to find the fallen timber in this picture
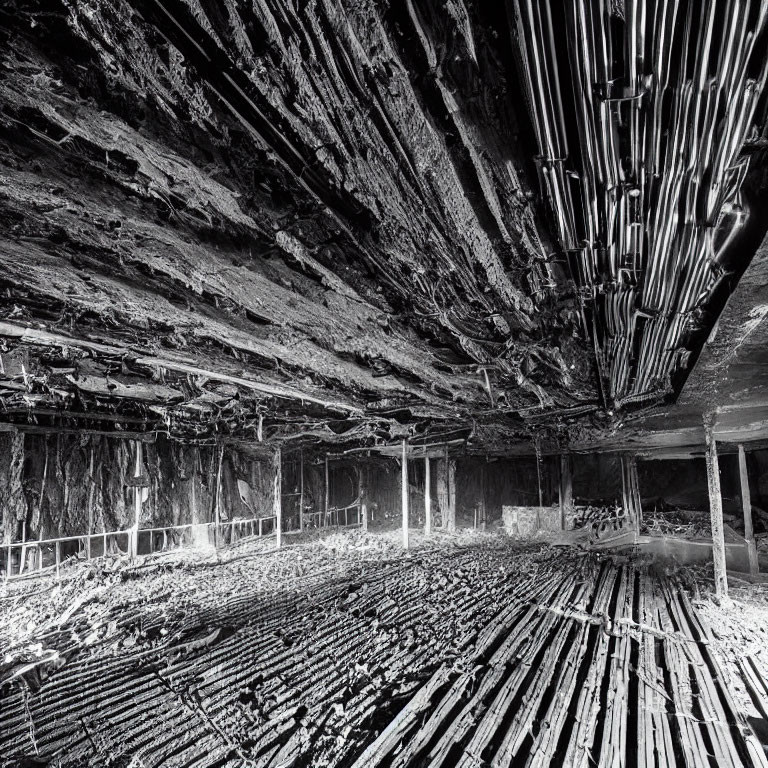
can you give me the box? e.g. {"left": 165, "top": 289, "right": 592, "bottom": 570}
{"left": 0, "top": 532, "right": 766, "bottom": 767}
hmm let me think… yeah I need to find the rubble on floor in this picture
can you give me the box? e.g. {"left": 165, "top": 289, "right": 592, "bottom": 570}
{"left": 2, "top": 532, "right": 767, "bottom": 767}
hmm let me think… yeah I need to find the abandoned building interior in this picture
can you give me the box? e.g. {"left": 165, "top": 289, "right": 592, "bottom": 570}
{"left": 2, "top": 0, "right": 768, "bottom": 765}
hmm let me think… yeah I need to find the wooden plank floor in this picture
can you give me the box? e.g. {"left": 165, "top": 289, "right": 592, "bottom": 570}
{"left": 1, "top": 535, "right": 766, "bottom": 767}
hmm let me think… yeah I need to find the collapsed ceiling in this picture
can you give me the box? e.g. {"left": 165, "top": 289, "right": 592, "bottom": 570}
{"left": 0, "top": 0, "right": 767, "bottom": 453}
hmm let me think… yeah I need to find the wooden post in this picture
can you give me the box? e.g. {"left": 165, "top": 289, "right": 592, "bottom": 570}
{"left": 704, "top": 415, "right": 728, "bottom": 598}
{"left": 401, "top": 439, "right": 409, "bottom": 549}
{"left": 359, "top": 463, "right": 368, "bottom": 532}
{"left": 299, "top": 450, "right": 304, "bottom": 532}
{"left": 738, "top": 444, "right": 759, "bottom": 574}
{"left": 213, "top": 443, "right": 224, "bottom": 547}
{"left": 86, "top": 443, "right": 95, "bottom": 559}
{"left": 479, "top": 462, "right": 486, "bottom": 532}
{"left": 324, "top": 455, "right": 329, "bottom": 529}
{"left": 447, "top": 453, "right": 456, "bottom": 533}
{"left": 274, "top": 447, "right": 282, "bottom": 549}
{"left": 559, "top": 454, "right": 573, "bottom": 530}
{"left": 132, "top": 440, "right": 143, "bottom": 559}
{"left": 424, "top": 456, "right": 431, "bottom": 536}
{"left": 620, "top": 455, "right": 642, "bottom": 532}
{"left": 437, "top": 452, "right": 449, "bottom": 529}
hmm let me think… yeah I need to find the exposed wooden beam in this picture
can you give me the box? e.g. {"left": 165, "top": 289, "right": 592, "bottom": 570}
{"left": 704, "top": 415, "right": 728, "bottom": 599}
{"left": 299, "top": 449, "right": 304, "bottom": 532}
{"left": 620, "top": 455, "right": 642, "bottom": 532}
{"left": 559, "top": 453, "right": 573, "bottom": 530}
{"left": 402, "top": 439, "right": 409, "bottom": 549}
{"left": 273, "top": 447, "right": 282, "bottom": 548}
{"left": 359, "top": 463, "right": 368, "bottom": 533}
{"left": 324, "top": 454, "right": 330, "bottom": 528}
{"left": 447, "top": 450, "right": 456, "bottom": 534}
{"left": 131, "top": 439, "right": 143, "bottom": 559}
{"left": 0, "top": 321, "right": 362, "bottom": 414}
{"left": 738, "top": 444, "right": 759, "bottom": 575}
{"left": 424, "top": 456, "right": 431, "bottom": 537}
{"left": 213, "top": 442, "right": 224, "bottom": 547}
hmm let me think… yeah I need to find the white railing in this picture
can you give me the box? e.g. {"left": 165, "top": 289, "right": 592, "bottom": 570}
{"left": 2, "top": 515, "right": 278, "bottom": 581}
{"left": 1, "top": 507, "right": 363, "bottom": 581}
{"left": 3, "top": 529, "right": 132, "bottom": 580}
{"left": 301, "top": 503, "right": 362, "bottom": 530}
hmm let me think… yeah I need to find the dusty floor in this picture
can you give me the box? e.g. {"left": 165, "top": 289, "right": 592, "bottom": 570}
{"left": 1, "top": 531, "right": 767, "bottom": 767}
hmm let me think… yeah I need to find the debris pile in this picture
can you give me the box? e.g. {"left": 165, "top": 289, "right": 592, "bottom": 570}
{"left": 1, "top": 534, "right": 765, "bottom": 767}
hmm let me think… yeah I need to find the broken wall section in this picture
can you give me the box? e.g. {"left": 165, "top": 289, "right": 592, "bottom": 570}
{"left": 1, "top": 432, "right": 275, "bottom": 545}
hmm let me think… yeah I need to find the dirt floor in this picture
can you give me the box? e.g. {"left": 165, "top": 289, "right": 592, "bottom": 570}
{"left": 1, "top": 531, "right": 767, "bottom": 767}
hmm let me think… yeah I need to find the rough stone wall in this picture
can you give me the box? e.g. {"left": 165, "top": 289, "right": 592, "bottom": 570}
{"left": 8, "top": 434, "right": 273, "bottom": 542}
{"left": 0, "top": 432, "right": 26, "bottom": 543}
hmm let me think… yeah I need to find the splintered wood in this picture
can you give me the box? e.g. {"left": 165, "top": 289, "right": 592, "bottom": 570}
{"left": 1, "top": 535, "right": 766, "bottom": 767}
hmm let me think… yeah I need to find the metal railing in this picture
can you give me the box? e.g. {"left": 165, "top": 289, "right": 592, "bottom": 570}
{"left": 301, "top": 504, "right": 362, "bottom": 530}
{"left": 2, "top": 506, "right": 362, "bottom": 581}
{"left": 2, "top": 516, "right": 277, "bottom": 582}
{"left": 3, "top": 530, "right": 132, "bottom": 580}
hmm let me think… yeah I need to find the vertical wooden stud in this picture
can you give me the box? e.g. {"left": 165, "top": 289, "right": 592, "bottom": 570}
{"left": 324, "top": 455, "right": 330, "bottom": 528}
{"left": 738, "top": 444, "right": 759, "bottom": 574}
{"left": 359, "top": 463, "right": 368, "bottom": 531}
{"left": 274, "top": 447, "right": 282, "bottom": 549}
{"left": 132, "top": 440, "right": 143, "bottom": 559}
{"left": 424, "top": 456, "right": 431, "bottom": 536}
{"left": 86, "top": 443, "right": 95, "bottom": 559}
{"left": 559, "top": 453, "right": 573, "bottom": 530}
{"left": 704, "top": 414, "right": 728, "bottom": 599}
{"left": 213, "top": 442, "right": 224, "bottom": 547}
{"left": 402, "top": 439, "right": 409, "bottom": 549}
{"left": 299, "top": 450, "right": 304, "bottom": 532}
{"left": 447, "top": 453, "right": 456, "bottom": 533}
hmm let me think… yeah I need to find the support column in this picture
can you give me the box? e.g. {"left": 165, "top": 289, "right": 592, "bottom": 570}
{"left": 479, "top": 462, "right": 486, "bottom": 531}
{"left": 437, "top": 454, "right": 448, "bottom": 529}
{"left": 359, "top": 463, "right": 368, "bottom": 532}
{"left": 131, "top": 440, "right": 143, "bottom": 560}
{"left": 86, "top": 443, "right": 95, "bottom": 560}
{"left": 424, "top": 456, "right": 431, "bottom": 536}
{"left": 559, "top": 453, "right": 573, "bottom": 530}
{"left": 447, "top": 453, "right": 456, "bottom": 533}
{"left": 324, "top": 455, "right": 330, "bottom": 528}
{"left": 620, "top": 455, "right": 642, "bottom": 532}
{"left": 213, "top": 443, "right": 224, "bottom": 547}
{"left": 273, "top": 447, "right": 282, "bottom": 549}
{"left": 738, "top": 444, "right": 759, "bottom": 574}
{"left": 704, "top": 415, "right": 728, "bottom": 598}
{"left": 299, "top": 450, "right": 304, "bottom": 532}
{"left": 401, "top": 439, "right": 409, "bottom": 549}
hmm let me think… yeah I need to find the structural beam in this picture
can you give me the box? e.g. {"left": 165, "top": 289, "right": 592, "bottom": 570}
{"left": 738, "top": 444, "right": 759, "bottom": 574}
{"left": 359, "top": 464, "right": 368, "bottom": 532}
{"left": 273, "top": 447, "right": 282, "bottom": 548}
{"left": 704, "top": 415, "right": 728, "bottom": 599}
{"left": 559, "top": 453, "right": 573, "bottom": 530}
{"left": 478, "top": 463, "right": 486, "bottom": 531}
{"left": 620, "top": 455, "right": 642, "bottom": 532}
{"left": 86, "top": 444, "right": 95, "bottom": 559}
{"left": 131, "top": 439, "right": 143, "bottom": 559}
{"left": 212, "top": 442, "right": 224, "bottom": 547}
{"left": 424, "top": 456, "right": 431, "bottom": 536}
{"left": 401, "top": 439, "right": 409, "bottom": 549}
{"left": 324, "top": 455, "right": 330, "bottom": 528}
{"left": 447, "top": 453, "right": 456, "bottom": 533}
{"left": 299, "top": 450, "right": 304, "bottom": 532}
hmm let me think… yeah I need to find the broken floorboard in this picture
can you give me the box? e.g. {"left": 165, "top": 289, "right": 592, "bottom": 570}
{"left": 0, "top": 532, "right": 766, "bottom": 767}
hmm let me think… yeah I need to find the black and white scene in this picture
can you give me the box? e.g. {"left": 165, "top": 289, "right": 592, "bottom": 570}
{"left": 1, "top": 1, "right": 768, "bottom": 765}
